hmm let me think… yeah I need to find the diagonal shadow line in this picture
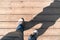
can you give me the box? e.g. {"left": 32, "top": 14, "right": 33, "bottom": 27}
{"left": 24, "top": 0, "right": 60, "bottom": 38}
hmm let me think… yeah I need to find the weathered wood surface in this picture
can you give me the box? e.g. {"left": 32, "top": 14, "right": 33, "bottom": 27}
{"left": 0, "top": 0, "right": 60, "bottom": 40}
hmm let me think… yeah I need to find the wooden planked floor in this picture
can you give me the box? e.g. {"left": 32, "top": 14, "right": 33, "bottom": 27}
{"left": 0, "top": 0, "right": 60, "bottom": 40}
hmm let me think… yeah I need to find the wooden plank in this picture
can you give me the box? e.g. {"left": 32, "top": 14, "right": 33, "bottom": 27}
{"left": 0, "top": 2, "right": 60, "bottom": 14}
{"left": 0, "top": 2, "right": 60, "bottom": 8}
{"left": 0, "top": 21, "right": 60, "bottom": 29}
{"left": 0, "top": 0, "right": 60, "bottom": 2}
{"left": 0, "top": 28, "right": 60, "bottom": 36}
{"left": 10, "top": 2, "right": 51, "bottom": 7}
{"left": 0, "top": 8, "right": 43, "bottom": 15}
{"left": 0, "top": 15, "right": 60, "bottom": 21}
{"left": 0, "top": 3, "right": 60, "bottom": 15}
{"left": 10, "top": 2, "right": 60, "bottom": 8}
{"left": 0, "top": 29, "right": 15, "bottom": 36}
{"left": 0, "top": 22, "right": 17, "bottom": 28}
{"left": 29, "top": 15, "right": 60, "bottom": 22}
{"left": 0, "top": 0, "right": 53, "bottom": 2}
{"left": 24, "top": 35, "right": 60, "bottom": 40}
{"left": 38, "top": 36, "right": 60, "bottom": 40}
{"left": 0, "top": 7, "right": 60, "bottom": 15}
{"left": 0, "top": 1, "right": 52, "bottom": 7}
{"left": 0, "top": 35, "right": 60, "bottom": 40}
{"left": 0, "top": 0, "right": 52, "bottom": 15}
{"left": 12, "top": 2, "right": 60, "bottom": 8}
{"left": 24, "top": 28, "right": 60, "bottom": 36}
{"left": 0, "top": 15, "right": 33, "bottom": 21}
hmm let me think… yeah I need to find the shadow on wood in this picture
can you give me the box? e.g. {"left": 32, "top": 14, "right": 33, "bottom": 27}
{"left": 1, "top": 0, "right": 60, "bottom": 40}
{"left": 24, "top": 0, "right": 60, "bottom": 38}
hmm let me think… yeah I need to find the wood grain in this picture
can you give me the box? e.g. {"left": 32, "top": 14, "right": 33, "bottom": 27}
{"left": 0, "top": 0, "right": 60, "bottom": 40}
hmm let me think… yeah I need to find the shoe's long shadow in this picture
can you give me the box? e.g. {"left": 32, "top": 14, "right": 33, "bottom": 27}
{"left": 24, "top": 0, "right": 60, "bottom": 37}
{"left": 1, "top": 0, "right": 60, "bottom": 40}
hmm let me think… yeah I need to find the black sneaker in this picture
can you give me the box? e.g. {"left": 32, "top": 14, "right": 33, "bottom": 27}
{"left": 18, "top": 18, "right": 24, "bottom": 25}
{"left": 16, "top": 18, "right": 24, "bottom": 32}
{"left": 28, "top": 30, "right": 38, "bottom": 40}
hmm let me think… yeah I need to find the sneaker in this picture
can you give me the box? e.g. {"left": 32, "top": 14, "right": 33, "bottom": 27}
{"left": 28, "top": 30, "right": 38, "bottom": 40}
{"left": 33, "top": 30, "right": 38, "bottom": 34}
{"left": 16, "top": 18, "right": 24, "bottom": 32}
{"left": 18, "top": 18, "right": 24, "bottom": 25}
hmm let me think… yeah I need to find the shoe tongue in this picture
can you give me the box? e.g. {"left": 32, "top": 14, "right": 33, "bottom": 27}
{"left": 33, "top": 30, "right": 38, "bottom": 33}
{"left": 18, "top": 18, "right": 23, "bottom": 24}
{"left": 18, "top": 18, "right": 23, "bottom": 22}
